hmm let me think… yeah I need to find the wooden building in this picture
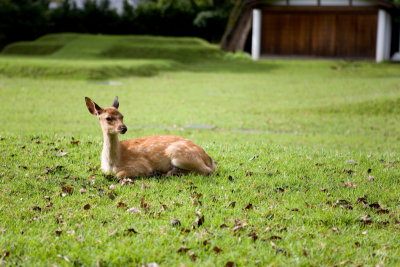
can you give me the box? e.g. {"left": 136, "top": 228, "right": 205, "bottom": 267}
{"left": 222, "top": 0, "right": 400, "bottom": 62}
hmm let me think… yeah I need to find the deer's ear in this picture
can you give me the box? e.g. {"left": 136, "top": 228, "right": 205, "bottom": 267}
{"left": 85, "top": 97, "right": 103, "bottom": 116}
{"left": 112, "top": 96, "right": 119, "bottom": 109}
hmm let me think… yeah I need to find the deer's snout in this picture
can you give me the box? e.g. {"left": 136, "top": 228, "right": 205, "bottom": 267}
{"left": 119, "top": 125, "right": 128, "bottom": 134}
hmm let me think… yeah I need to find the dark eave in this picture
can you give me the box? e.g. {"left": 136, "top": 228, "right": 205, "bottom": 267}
{"left": 245, "top": 0, "right": 399, "bottom": 11}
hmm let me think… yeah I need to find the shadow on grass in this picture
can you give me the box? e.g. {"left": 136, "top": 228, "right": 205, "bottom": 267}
{"left": 0, "top": 56, "right": 279, "bottom": 80}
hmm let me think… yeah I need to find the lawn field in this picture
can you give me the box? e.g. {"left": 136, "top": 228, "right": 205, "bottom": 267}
{"left": 0, "top": 34, "right": 400, "bottom": 266}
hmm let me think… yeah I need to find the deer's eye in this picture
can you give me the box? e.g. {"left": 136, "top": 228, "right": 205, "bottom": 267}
{"left": 106, "top": 117, "right": 113, "bottom": 122}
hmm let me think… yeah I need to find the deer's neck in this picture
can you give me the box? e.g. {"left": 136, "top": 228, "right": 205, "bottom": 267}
{"left": 101, "top": 133, "right": 120, "bottom": 173}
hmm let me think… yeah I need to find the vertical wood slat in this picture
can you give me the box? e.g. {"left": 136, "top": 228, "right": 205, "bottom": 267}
{"left": 261, "top": 9, "right": 377, "bottom": 58}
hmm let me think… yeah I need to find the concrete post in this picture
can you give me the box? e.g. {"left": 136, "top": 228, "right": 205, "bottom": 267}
{"left": 252, "top": 9, "right": 262, "bottom": 61}
{"left": 376, "top": 9, "right": 391, "bottom": 63}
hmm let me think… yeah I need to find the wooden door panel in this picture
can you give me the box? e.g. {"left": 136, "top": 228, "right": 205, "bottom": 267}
{"left": 261, "top": 10, "right": 377, "bottom": 58}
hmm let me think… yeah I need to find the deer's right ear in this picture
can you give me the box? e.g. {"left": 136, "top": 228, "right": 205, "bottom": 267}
{"left": 85, "top": 97, "right": 103, "bottom": 116}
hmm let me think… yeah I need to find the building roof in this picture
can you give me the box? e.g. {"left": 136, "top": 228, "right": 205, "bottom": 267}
{"left": 245, "top": 0, "right": 399, "bottom": 12}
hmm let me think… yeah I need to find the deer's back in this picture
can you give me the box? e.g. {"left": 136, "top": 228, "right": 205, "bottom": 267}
{"left": 118, "top": 135, "right": 212, "bottom": 174}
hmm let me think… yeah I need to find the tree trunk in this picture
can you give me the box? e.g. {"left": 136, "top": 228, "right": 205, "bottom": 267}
{"left": 220, "top": 0, "right": 252, "bottom": 52}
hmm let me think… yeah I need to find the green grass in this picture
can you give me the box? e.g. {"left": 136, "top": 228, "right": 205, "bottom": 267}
{"left": 0, "top": 33, "right": 400, "bottom": 266}
{"left": 0, "top": 33, "right": 225, "bottom": 79}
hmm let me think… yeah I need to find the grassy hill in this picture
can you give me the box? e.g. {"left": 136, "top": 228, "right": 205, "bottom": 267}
{"left": 0, "top": 33, "right": 228, "bottom": 79}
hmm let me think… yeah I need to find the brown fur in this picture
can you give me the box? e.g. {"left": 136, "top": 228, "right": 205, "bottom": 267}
{"left": 85, "top": 97, "right": 216, "bottom": 179}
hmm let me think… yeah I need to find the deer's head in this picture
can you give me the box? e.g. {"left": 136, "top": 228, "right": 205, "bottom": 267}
{"left": 85, "top": 96, "right": 127, "bottom": 135}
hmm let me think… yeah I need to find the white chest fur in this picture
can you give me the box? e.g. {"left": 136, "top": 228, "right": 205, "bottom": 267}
{"left": 101, "top": 133, "right": 120, "bottom": 174}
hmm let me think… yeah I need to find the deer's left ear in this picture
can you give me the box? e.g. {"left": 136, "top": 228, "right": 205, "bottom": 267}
{"left": 112, "top": 96, "right": 119, "bottom": 109}
{"left": 85, "top": 97, "right": 103, "bottom": 116}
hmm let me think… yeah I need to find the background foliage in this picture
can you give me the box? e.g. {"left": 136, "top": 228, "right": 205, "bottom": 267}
{"left": 0, "top": 0, "right": 234, "bottom": 49}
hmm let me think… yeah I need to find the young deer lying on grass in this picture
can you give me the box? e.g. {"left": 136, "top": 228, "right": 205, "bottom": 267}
{"left": 85, "top": 96, "right": 216, "bottom": 178}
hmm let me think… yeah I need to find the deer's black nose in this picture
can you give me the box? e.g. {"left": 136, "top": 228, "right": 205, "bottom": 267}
{"left": 120, "top": 125, "right": 127, "bottom": 134}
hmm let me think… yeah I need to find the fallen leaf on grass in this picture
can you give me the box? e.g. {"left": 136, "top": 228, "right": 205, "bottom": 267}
{"left": 366, "top": 175, "right": 375, "bottom": 181}
{"left": 57, "top": 254, "right": 71, "bottom": 262}
{"left": 109, "top": 230, "right": 118, "bottom": 236}
{"left": 233, "top": 220, "right": 248, "bottom": 233}
{"left": 143, "top": 263, "right": 159, "bottom": 267}
{"left": 32, "top": 206, "right": 41, "bottom": 212}
{"left": 61, "top": 186, "right": 73, "bottom": 195}
{"left": 264, "top": 227, "right": 271, "bottom": 232}
{"left": 119, "top": 178, "right": 134, "bottom": 186}
{"left": 275, "top": 187, "right": 285, "bottom": 193}
{"left": 141, "top": 183, "right": 148, "bottom": 190}
{"left": 369, "top": 202, "right": 381, "bottom": 209}
{"left": 228, "top": 201, "right": 236, "bottom": 208}
{"left": 189, "top": 252, "right": 197, "bottom": 262}
{"left": 127, "top": 207, "right": 141, "bottom": 214}
{"left": 343, "top": 169, "right": 354, "bottom": 175}
{"left": 376, "top": 209, "right": 390, "bottom": 214}
{"left": 190, "top": 197, "right": 202, "bottom": 206}
{"left": 70, "top": 140, "right": 80, "bottom": 145}
{"left": 346, "top": 160, "right": 358, "bottom": 165}
{"left": 225, "top": 261, "right": 236, "bottom": 267}
{"left": 356, "top": 196, "right": 368, "bottom": 204}
{"left": 55, "top": 229, "right": 63, "bottom": 235}
{"left": 195, "top": 215, "right": 205, "bottom": 227}
{"left": 109, "top": 184, "right": 116, "bottom": 191}
{"left": 359, "top": 215, "right": 373, "bottom": 225}
{"left": 117, "top": 201, "right": 128, "bottom": 208}
{"left": 245, "top": 170, "right": 253, "bottom": 176}
{"left": 44, "top": 166, "right": 64, "bottom": 174}
{"left": 202, "top": 239, "right": 211, "bottom": 246}
{"left": 68, "top": 230, "right": 77, "bottom": 236}
{"left": 171, "top": 219, "right": 181, "bottom": 227}
{"left": 140, "top": 197, "right": 150, "bottom": 210}
{"left": 177, "top": 247, "right": 191, "bottom": 253}
{"left": 107, "top": 192, "right": 116, "bottom": 200}
{"left": 343, "top": 182, "right": 357, "bottom": 188}
{"left": 248, "top": 231, "right": 258, "bottom": 241}
{"left": 333, "top": 199, "right": 352, "bottom": 210}
{"left": 249, "top": 154, "right": 259, "bottom": 161}
{"left": 244, "top": 203, "right": 253, "bottom": 210}
{"left": 269, "top": 235, "right": 282, "bottom": 240}
{"left": 79, "top": 188, "right": 87, "bottom": 194}
{"left": 83, "top": 204, "right": 91, "bottom": 210}
{"left": 125, "top": 228, "right": 138, "bottom": 234}
{"left": 213, "top": 246, "right": 223, "bottom": 253}
{"left": 220, "top": 224, "right": 229, "bottom": 229}
{"left": 331, "top": 227, "right": 340, "bottom": 234}
{"left": 56, "top": 152, "right": 68, "bottom": 157}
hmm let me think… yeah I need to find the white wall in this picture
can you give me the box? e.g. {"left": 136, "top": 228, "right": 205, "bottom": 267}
{"left": 266, "top": 0, "right": 376, "bottom": 6}
{"left": 290, "top": 0, "right": 318, "bottom": 6}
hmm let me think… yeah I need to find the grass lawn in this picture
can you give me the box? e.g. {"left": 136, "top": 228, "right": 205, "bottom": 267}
{"left": 0, "top": 33, "right": 400, "bottom": 266}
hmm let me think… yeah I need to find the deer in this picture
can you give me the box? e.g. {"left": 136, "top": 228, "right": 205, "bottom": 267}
{"left": 85, "top": 96, "right": 216, "bottom": 179}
